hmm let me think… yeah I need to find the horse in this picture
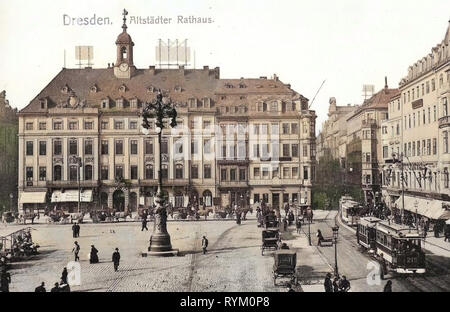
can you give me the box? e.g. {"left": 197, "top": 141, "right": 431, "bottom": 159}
{"left": 69, "top": 212, "right": 85, "bottom": 224}
{"left": 113, "top": 211, "right": 131, "bottom": 222}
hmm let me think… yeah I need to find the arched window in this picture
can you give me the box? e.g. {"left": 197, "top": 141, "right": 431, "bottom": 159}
{"left": 54, "top": 165, "right": 62, "bottom": 181}
{"left": 121, "top": 46, "right": 127, "bottom": 60}
{"left": 84, "top": 165, "right": 93, "bottom": 180}
{"left": 203, "top": 190, "right": 212, "bottom": 207}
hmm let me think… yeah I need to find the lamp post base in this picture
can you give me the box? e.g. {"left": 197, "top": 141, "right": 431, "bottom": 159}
{"left": 148, "top": 232, "right": 173, "bottom": 252}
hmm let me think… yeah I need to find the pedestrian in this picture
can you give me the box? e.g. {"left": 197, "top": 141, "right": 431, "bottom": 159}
{"left": 332, "top": 276, "right": 340, "bottom": 292}
{"left": 112, "top": 248, "right": 120, "bottom": 272}
{"left": 72, "top": 222, "right": 77, "bottom": 238}
{"left": 35, "top": 282, "right": 46, "bottom": 292}
{"left": 51, "top": 282, "right": 60, "bottom": 292}
{"left": 316, "top": 229, "right": 324, "bottom": 246}
{"left": 236, "top": 212, "right": 241, "bottom": 225}
{"left": 0, "top": 268, "right": 11, "bottom": 292}
{"left": 283, "top": 218, "right": 288, "bottom": 231}
{"left": 141, "top": 213, "right": 148, "bottom": 231}
{"left": 61, "top": 267, "right": 68, "bottom": 284}
{"left": 339, "top": 275, "right": 351, "bottom": 292}
{"left": 324, "top": 273, "right": 333, "bottom": 292}
{"left": 90, "top": 245, "right": 99, "bottom": 264}
{"left": 72, "top": 241, "right": 80, "bottom": 261}
{"left": 383, "top": 280, "right": 392, "bottom": 292}
{"left": 75, "top": 223, "right": 80, "bottom": 237}
{"left": 202, "top": 236, "right": 209, "bottom": 254}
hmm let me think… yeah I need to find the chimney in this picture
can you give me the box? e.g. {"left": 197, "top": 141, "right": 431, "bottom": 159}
{"left": 203, "top": 65, "right": 209, "bottom": 70}
{"left": 385, "top": 76, "right": 388, "bottom": 89}
{"left": 149, "top": 65, "right": 156, "bottom": 75}
{"left": 273, "top": 74, "right": 279, "bottom": 81}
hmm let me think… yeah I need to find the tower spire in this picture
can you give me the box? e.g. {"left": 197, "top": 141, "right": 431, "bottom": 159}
{"left": 122, "top": 9, "right": 128, "bottom": 32}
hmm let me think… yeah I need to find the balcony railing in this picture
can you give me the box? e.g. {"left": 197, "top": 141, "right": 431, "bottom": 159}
{"left": 46, "top": 180, "right": 100, "bottom": 188}
{"left": 439, "top": 116, "right": 450, "bottom": 128}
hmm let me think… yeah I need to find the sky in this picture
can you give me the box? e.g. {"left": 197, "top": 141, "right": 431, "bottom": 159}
{"left": 0, "top": 0, "right": 449, "bottom": 131}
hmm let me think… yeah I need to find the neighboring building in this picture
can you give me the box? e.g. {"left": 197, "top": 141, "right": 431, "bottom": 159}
{"left": 0, "top": 91, "right": 18, "bottom": 212}
{"left": 317, "top": 97, "right": 358, "bottom": 166}
{"left": 346, "top": 79, "right": 399, "bottom": 205}
{"left": 17, "top": 14, "right": 316, "bottom": 214}
{"left": 381, "top": 21, "right": 450, "bottom": 221}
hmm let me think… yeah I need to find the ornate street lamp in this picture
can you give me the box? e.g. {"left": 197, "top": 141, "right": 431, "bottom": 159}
{"left": 142, "top": 90, "right": 177, "bottom": 254}
{"left": 332, "top": 225, "right": 339, "bottom": 277}
{"left": 69, "top": 155, "right": 82, "bottom": 213}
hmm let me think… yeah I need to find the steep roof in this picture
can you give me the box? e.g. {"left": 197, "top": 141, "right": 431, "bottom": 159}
{"left": 20, "top": 67, "right": 304, "bottom": 113}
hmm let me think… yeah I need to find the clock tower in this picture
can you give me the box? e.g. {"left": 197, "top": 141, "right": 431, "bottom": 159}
{"left": 114, "top": 9, "right": 135, "bottom": 79}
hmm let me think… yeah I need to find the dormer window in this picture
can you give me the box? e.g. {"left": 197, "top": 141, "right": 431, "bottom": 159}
{"left": 101, "top": 98, "right": 109, "bottom": 109}
{"left": 202, "top": 97, "right": 210, "bottom": 108}
{"left": 147, "top": 86, "right": 156, "bottom": 93}
{"left": 39, "top": 98, "right": 47, "bottom": 109}
{"left": 188, "top": 98, "right": 197, "bottom": 108}
{"left": 240, "top": 96, "right": 246, "bottom": 100}
{"left": 61, "top": 85, "right": 70, "bottom": 94}
{"left": 239, "top": 83, "right": 246, "bottom": 88}
{"left": 225, "top": 83, "right": 233, "bottom": 89}
{"left": 130, "top": 98, "right": 138, "bottom": 108}
{"left": 90, "top": 85, "right": 98, "bottom": 93}
{"left": 116, "top": 98, "right": 124, "bottom": 109}
{"left": 119, "top": 84, "right": 127, "bottom": 93}
{"left": 174, "top": 85, "right": 182, "bottom": 92}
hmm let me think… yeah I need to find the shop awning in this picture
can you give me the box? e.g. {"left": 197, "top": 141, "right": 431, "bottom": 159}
{"left": 19, "top": 192, "right": 47, "bottom": 204}
{"left": 394, "top": 196, "right": 450, "bottom": 220}
{"left": 51, "top": 190, "right": 93, "bottom": 203}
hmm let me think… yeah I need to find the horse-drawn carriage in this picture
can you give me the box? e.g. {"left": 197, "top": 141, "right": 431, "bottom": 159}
{"left": 1, "top": 211, "right": 15, "bottom": 223}
{"left": 45, "top": 209, "right": 71, "bottom": 224}
{"left": 90, "top": 208, "right": 114, "bottom": 223}
{"left": 261, "top": 228, "right": 280, "bottom": 255}
{"left": 0, "top": 228, "right": 40, "bottom": 261}
{"left": 273, "top": 250, "right": 297, "bottom": 286}
{"left": 214, "top": 205, "right": 234, "bottom": 219}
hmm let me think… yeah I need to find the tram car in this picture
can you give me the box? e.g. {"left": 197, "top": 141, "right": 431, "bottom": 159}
{"left": 340, "top": 197, "right": 362, "bottom": 226}
{"left": 374, "top": 221, "right": 425, "bottom": 273}
{"left": 356, "top": 217, "right": 381, "bottom": 252}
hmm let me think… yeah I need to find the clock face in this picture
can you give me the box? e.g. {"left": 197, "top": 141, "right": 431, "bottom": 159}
{"left": 119, "top": 63, "right": 129, "bottom": 72}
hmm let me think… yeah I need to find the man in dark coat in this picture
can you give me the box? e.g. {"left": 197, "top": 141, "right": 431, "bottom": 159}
{"left": 51, "top": 282, "right": 60, "bottom": 292}
{"left": 201, "top": 236, "right": 209, "bottom": 254}
{"left": 35, "top": 282, "right": 46, "bottom": 292}
{"left": 339, "top": 275, "right": 351, "bottom": 292}
{"left": 72, "top": 241, "right": 80, "bottom": 261}
{"left": 61, "top": 267, "right": 68, "bottom": 284}
{"left": 90, "top": 245, "right": 99, "bottom": 264}
{"left": 75, "top": 223, "right": 80, "bottom": 237}
{"left": 332, "top": 276, "right": 340, "bottom": 292}
{"left": 383, "top": 280, "right": 392, "bottom": 292}
{"left": 0, "top": 268, "right": 11, "bottom": 292}
{"left": 72, "top": 223, "right": 77, "bottom": 238}
{"left": 141, "top": 213, "right": 148, "bottom": 231}
{"left": 324, "top": 273, "right": 333, "bottom": 292}
{"left": 112, "top": 248, "right": 120, "bottom": 272}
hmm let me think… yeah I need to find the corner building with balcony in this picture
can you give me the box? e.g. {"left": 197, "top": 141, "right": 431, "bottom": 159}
{"left": 17, "top": 19, "right": 316, "bottom": 214}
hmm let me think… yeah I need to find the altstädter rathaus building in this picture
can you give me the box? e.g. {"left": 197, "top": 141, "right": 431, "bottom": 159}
{"left": 17, "top": 14, "right": 317, "bottom": 215}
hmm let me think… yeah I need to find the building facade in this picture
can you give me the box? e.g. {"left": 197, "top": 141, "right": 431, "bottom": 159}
{"left": 0, "top": 91, "right": 18, "bottom": 212}
{"left": 381, "top": 21, "right": 450, "bottom": 221}
{"left": 17, "top": 16, "right": 316, "bottom": 214}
